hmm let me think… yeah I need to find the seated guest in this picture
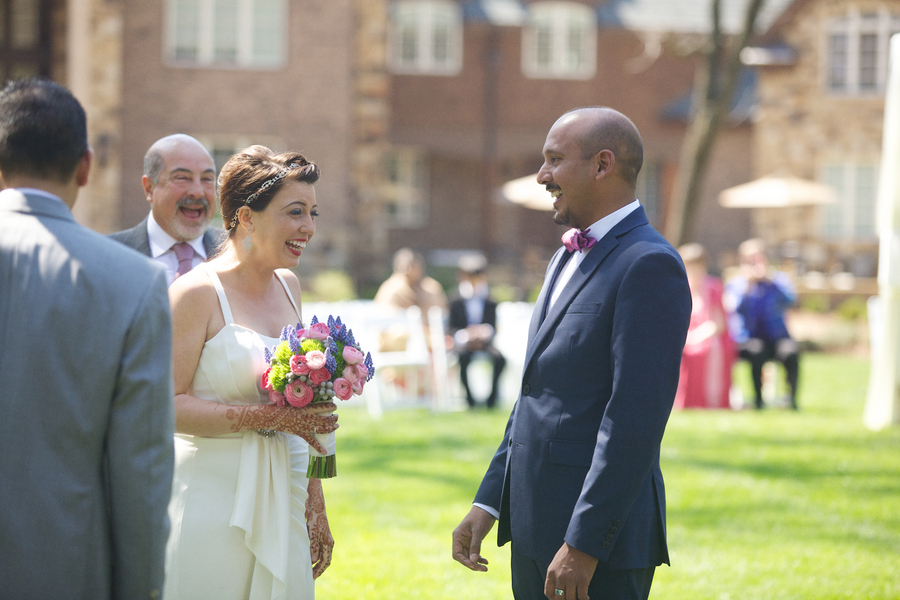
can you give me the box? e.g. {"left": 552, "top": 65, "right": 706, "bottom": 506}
{"left": 725, "top": 238, "right": 800, "bottom": 409}
{"left": 448, "top": 254, "right": 506, "bottom": 409}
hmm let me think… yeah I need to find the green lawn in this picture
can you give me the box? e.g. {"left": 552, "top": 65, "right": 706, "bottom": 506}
{"left": 315, "top": 353, "right": 900, "bottom": 599}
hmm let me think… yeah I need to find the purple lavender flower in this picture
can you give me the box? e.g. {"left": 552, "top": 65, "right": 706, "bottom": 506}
{"left": 364, "top": 352, "right": 374, "bottom": 381}
{"left": 264, "top": 347, "right": 273, "bottom": 363}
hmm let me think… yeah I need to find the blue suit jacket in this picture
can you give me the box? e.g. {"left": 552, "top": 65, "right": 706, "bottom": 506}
{"left": 474, "top": 206, "right": 691, "bottom": 569}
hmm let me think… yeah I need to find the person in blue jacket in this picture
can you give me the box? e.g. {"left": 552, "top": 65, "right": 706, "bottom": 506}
{"left": 726, "top": 238, "right": 800, "bottom": 410}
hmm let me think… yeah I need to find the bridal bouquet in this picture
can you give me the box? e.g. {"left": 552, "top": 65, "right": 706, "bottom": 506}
{"left": 261, "top": 315, "right": 374, "bottom": 478}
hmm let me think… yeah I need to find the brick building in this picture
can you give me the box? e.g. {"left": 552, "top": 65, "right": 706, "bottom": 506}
{"left": 15, "top": 0, "right": 872, "bottom": 297}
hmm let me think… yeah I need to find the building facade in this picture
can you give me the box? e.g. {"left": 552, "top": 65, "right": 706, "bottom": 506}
{"left": 9, "top": 0, "right": 838, "bottom": 296}
{"left": 752, "top": 0, "right": 898, "bottom": 282}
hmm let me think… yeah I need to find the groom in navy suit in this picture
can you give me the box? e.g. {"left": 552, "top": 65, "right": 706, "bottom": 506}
{"left": 452, "top": 107, "right": 691, "bottom": 600}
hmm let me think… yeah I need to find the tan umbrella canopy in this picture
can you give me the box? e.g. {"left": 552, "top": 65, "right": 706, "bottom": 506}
{"left": 719, "top": 176, "right": 838, "bottom": 208}
{"left": 502, "top": 174, "right": 554, "bottom": 211}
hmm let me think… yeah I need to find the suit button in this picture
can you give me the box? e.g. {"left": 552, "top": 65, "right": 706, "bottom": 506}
{"left": 614, "top": 519, "right": 621, "bottom": 526}
{"left": 602, "top": 541, "right": 611, "bottom": 549}
{"left": 606, "top": 534, "right": 614, "bottom": 541}
{"left": 522, "top": 384, "right": 531, "bottom": 395}
{"left": 611, "top": 526, "right": 618, "bottom": 533}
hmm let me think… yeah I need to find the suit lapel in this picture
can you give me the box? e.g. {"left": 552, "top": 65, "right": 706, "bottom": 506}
{"left": 526, "top": 248, "right": 567, "bottom": 344}
{"left": 523, "top": 207, "right": 649, "bottom": 372}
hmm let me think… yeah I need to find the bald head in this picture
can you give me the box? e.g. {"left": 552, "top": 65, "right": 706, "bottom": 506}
{"left": 144, "top": 134, "right": 213, "bottom": 185}
{"left": 141, "top": 133, "right": 217, "bottom": 242}
{"left": 561, "top": 107, "right": 643, "bottom": 188}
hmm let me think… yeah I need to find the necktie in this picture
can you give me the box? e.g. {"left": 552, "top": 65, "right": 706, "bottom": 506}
{"left": 173, "top": 242, "right": 194, "bottom": 278}
{"left": 562, "top": 228, "right": 597, "bottom": 253}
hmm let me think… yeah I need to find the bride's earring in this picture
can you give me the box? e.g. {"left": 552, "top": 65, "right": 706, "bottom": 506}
{"left": 242, "top": 229, "right": 253, "bottom": 251}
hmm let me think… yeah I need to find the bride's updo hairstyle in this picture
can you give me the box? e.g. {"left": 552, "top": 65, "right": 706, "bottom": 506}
{"left": 219, "top": 145, "right": 320, "bottom": 237}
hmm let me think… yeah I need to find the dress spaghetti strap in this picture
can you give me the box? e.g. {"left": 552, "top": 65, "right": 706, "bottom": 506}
{"left": 274, "top": 270, "right": 303, "bottom": 324}
{"left": 201, "top": 264, "right": 236, "bottom": 325}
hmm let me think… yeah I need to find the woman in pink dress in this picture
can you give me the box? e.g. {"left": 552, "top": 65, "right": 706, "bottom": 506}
{"left": 674, "top": 244, "right": 735, "bottom": 409}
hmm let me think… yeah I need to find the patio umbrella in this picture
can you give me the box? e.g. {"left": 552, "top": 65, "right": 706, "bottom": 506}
{"left": 718, "top": 175, "right": 838, "bottom": 208}
{"left": 502, "top": 174, "right": 554, "bottom": 211}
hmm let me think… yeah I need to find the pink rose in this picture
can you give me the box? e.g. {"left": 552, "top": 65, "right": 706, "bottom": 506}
{"left": 268, "top": 389, "right": 287, "bottom": 407}
{"left": 333, "top": 378, "right": 353, "bottom": 401}
{"left": 284, "top": 380, "right": 314, "bottom": 408}
{"left": 308, "top": 367, "right": 331, "bottom": 386}
{"left": 260, "top": 368, "right": 273, "bottom": 391}
{"left": 342, "top": 345, "right": 365, "bottom": 365}
{"left": 350, "top": 379, "right": 364, "bottom": 396}
{"left": 296, "top": 328, "right": 307, "bottom": 340}
{"left": 355, "top": 363, "right": 369, "bottom": 381}
{"left": 341, "top": 365, "right": 360, "bottom": 385}
{"left": 307, "top": 322, "right": 331, "bottom": 340}
{"left": 305, "top": 350, "right": 326, "bottom": 371}
{"left": 290, "top": 354, "right": 310, "bottom": 375}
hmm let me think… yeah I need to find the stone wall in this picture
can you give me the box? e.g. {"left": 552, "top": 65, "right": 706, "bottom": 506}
{"left": 66, "top": 0, "right": 124, "bottom": 234}
{"left": 753, "top": 0, "right": 889, "bottom": 259}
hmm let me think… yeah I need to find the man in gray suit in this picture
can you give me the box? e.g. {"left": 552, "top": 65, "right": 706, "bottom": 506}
{"left": 0, "top": 79, "right": 175, "bottom": 599}
{"left": 109, "top": 133, "right": 224, "bottom": 285}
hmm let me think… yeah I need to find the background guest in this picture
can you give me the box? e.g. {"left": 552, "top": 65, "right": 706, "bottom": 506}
{"left": 109, "top": 133, "right": 224, "bottom": 285}
{"left": 447, "top": 253, "right": 506, "bottom": 409}
{"left": 674, "top": 243, "right": 735, "bottom": 409}
{"left": 0, "top": 78, "right": 175, "bottom": 599}
{"left": 374, "top": 247, "right": 447, "bottom": 316}
{"left": 725, "top": 238, "right": 800, "bottom": 410}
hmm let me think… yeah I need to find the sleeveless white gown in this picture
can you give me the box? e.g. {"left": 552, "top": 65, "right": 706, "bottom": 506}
{"left": 164, "top": 266, "right": 315, "bottom": 600}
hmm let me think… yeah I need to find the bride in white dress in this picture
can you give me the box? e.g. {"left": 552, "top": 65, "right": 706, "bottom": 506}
{"left": 165, "top": 147, "right": 337, "bottom": 600}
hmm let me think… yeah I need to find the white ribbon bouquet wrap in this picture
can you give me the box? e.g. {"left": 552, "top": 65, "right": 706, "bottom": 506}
{"left": 261, "top": 315, "right": 374, "bottom": 478}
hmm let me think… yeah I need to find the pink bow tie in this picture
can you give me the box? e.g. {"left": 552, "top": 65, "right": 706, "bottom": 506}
{"left": 562, "top": 228, "right": 597, "bottom": 253}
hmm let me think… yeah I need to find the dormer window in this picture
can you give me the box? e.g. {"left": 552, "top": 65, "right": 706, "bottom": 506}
{"left": 522, "top": 2, "right": 596, "bottom": 80}
{"left": 825, "top": 8, "right": 900, "bottom": 95}
{"left": 389, "top": 0, "right": 463, "bottom": 76}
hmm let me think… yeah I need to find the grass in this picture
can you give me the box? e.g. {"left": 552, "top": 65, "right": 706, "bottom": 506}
{"left": 314, "top": 353, "right": 900, "bottom": 599}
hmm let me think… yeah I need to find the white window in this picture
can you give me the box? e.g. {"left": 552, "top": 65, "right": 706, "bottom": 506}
{"left": 166, "top": 0, "right": 286, "bottom": 68}
{"left": 825, "top": 8, "right": 900, "bottom": 95}
{"left": 522, "top": 2, "right": 596, "bottom": 80}
{"left": 820, "top": 163, "right": 878, "bottom": 241}
{"left": 389, "top": 0, "right": 463, "bottom": 76}
{"left": 383, "top": 147, "right": 429, "bottom": 227}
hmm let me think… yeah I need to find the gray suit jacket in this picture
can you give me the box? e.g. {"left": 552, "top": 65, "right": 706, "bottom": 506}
{"left": 109, "top": 214, "right": 225, "bottom": 258}
{"left": 0, "top": 190, "right": 175, "bottom": 599}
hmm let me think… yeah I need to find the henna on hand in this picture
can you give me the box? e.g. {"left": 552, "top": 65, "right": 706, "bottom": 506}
{"left": 225, "top": 403, "right": 339, "bottom": 454}
{"left": 306, "top": 478, "right": 333, "bottom": 578}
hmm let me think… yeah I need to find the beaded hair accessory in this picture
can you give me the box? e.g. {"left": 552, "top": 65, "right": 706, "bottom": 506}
{"left": 229, "top": 162, "right": 303, "bottom": 229}
{"left": 244, "top": 163, "right": 303, "bottom": 205}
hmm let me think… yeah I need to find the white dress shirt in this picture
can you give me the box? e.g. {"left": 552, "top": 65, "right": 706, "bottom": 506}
{"left": 146, "top": 212, "right": 208, "bottom": 286}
